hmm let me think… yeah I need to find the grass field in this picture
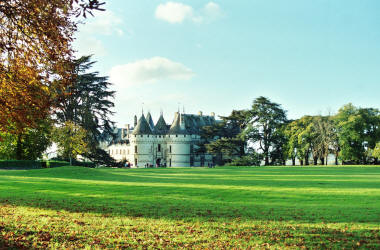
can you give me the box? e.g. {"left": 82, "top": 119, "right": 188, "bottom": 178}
{"left": 0, "top": 166, "right": 380, "bottom": 248}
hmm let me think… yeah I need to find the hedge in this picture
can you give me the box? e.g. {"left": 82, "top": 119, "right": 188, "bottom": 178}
{"left": 0, "top": 160, "right": 69, "bottom": 170}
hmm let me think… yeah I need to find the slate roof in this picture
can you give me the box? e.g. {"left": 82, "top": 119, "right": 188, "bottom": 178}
{"left": 168, "top": 113, "right": 189, "bottom": 135}
{"left": 154, "top": 114, "right": 169, "bottom": 134}
{"left": 132, "top": 114, "right": 153, "bottom": 135}
{"left": 146, "top": 112, "right": 155, "bottom": 130}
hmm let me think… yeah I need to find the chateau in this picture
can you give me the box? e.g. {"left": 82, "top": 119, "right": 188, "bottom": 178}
{"left": 108, "top": 111, "right": 219, "bottom": 167}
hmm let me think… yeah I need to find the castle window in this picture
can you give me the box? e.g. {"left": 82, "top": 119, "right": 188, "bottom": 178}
{"left": 184, "top": 135, "right": 186, "bottom": 137}
{"left": 158, "top": 144, "right": 161, "bottom": 152}
{"left": 123, "top": 149, "right": 126, "bottom": 155}
{"left": 176, "top": 135, "right": 178, "bottom": 137}
{"left": 135, "top": 145, "right": 138, "bottom": 153}
{"left": 141, "top": 135, "right": 143, "bottom": 137}
{"left": 169, "top": 145, "right": 172, "bottom": 153}
{"left": 127, "top": 149, "right": 130, "bottom": 155}
{"left": 148, "top": 135, "right": 149, "bottom": 137}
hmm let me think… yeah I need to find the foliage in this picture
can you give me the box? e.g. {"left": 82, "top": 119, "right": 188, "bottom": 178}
{"left": 54, "top": 55, "right": 115, "bottom": 165}
{"left": 0, "top": 0, "right": 104, "bottom": 135}
{"left": 201, "top": 109, "right": 250, "bottom": 165}
{"left": 0, "top": 119, "right": 52, "bottom": 160}
{"left": 335, "top": 104, "right": 380, "bottom": 164}
{"left": 243, "top": 96, "right": 288, "bottom": 165}
{"left": 373, "top": 142, "right": 380, "bottom": 159}
{"left": 0, "top": 160, "right": 42, "bottom": 169}
{"left": 0, "top": 160, "right": 68, "bottom": 169}
{"left": 206, "top": 137, "right": 245, "bottom": 157}
{"left": 52, "top": 121, "right": 88, "bottom": 165}
{"left": 0, "top": 166, "right": 380, "bottom": 248}
{"left": 230, "top": 152, "right": 262, "bottom": 166}
{"left": 0, "top": 132, "right": 17, "bottom": 160}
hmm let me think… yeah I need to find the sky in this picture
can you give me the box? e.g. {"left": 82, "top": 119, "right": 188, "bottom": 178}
{"left": 74, "top": 0, "right": 380, "bottom": 127}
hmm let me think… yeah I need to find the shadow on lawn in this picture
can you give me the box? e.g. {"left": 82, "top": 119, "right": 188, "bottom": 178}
{"left": 0, "top": 167, "right": 380, "bottom": 224}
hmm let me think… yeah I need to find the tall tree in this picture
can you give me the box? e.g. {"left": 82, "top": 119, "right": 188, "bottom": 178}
{"left": 243, "top": 97, "right": 287, "bottom": 166}
{"left": 54, "top": 55, "right": 115, "bottom": 164}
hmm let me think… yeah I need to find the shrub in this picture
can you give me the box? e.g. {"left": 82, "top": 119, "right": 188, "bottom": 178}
{"left": 0, "top": 160, "right": 42, "bottom": 169}
{"left": 230, "top": 153, "right": 262, "bottom": 166}
{"left": 0, "top": 160, "right": 69, "bottom": 170}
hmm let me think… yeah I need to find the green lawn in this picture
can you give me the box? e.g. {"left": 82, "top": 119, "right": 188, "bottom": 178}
{"left": 0, "top": 166, "right": 379, "bottom": 248}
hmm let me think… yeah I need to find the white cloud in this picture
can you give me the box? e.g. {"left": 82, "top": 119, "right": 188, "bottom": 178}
{"left": 74, "top": 35, "right": 107, "bottom": 57}
{"left": 155, "top": 2, "right": 223, "bottom": 24}
{"left": 79, "top": 11, "right": 125, "bottom": 36}
{"left": 109, "top": 57, "right": 195, "bottom": 87}
{"left": 155, "top": 2, "right": 194, "bottom": 24}
{"left": 203, "top": 2, "right": 223, "bottom": 20}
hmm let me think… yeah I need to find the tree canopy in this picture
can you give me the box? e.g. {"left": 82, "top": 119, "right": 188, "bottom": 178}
{"left": 0, "top": 0, "right": 104, "bottom": 135}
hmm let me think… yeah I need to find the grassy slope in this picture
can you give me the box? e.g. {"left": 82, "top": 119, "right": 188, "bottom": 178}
{"left": 0, "top": 166, "right": 379, "bottom": 248}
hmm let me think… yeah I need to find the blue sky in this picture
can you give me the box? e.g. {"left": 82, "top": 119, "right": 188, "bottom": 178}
{"left": 74, "top": 0, "right": 380, "bottom": 126}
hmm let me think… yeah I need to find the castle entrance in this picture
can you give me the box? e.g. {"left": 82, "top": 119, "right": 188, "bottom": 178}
{"left": 156, "top": 158, "right": 161, "bottom": 167}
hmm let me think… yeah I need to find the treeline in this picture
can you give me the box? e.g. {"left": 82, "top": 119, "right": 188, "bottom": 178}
{"left": 201, "top": 97, "right": 380, "bottom": 166}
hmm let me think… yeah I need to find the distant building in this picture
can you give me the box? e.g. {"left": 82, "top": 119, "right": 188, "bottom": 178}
{"left": 107, "top": 111, "right": 219, "bottom": 167}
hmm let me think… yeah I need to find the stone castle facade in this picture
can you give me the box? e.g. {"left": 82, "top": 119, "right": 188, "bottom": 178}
{"left": 108, "top": 111, "right": 219, "bottom": 167}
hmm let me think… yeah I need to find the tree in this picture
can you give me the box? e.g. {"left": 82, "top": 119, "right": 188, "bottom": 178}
{"left": 52, "top": 121, "right": 88, "bottom": 165}
{"left": 335, "top": 104, "right": 380, "bottom": 164}
{"left": 0, "top": 0, "right": 104, "bottom": 135}
{"left": 243, "top": 97, "right": 288, "bottom": 165}
{"left": 54, "top": 55, "right": 115, "bottom": 164}
{"left": 0, "top": 119, "right": 52, "bottom": 160}
{"left": 373, "top": 142, "right": 380, "bottom": 160}
{"left": 311, "top": 116, "right": 336, "bottom": 165}
{"left": 201, "top": 109, "right": 249, "bottom": 165}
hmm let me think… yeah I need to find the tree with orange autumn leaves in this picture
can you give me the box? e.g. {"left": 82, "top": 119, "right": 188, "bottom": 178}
{"left": 0, "top": 0, "right": 104, "bottom": 136}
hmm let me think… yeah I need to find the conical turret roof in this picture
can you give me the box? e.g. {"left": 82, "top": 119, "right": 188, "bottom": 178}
{"left": 132, "top": 114, "right": 153, "bottom": 135}
{"left": 146, "top": 112, "right": 155, "bottom": 129}
{"left": 168, "top": 112, "right": 189, "bottom": 135}
{"left": 154, "top": 113, "right": 168, "bottom": 134}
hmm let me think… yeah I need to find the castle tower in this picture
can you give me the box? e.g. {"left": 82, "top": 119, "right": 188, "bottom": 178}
{"left": 166, "top": 112, "right": 192, "bottom": 167}
{"left": 131, "top": 114, "right": 154, "bottom": 167}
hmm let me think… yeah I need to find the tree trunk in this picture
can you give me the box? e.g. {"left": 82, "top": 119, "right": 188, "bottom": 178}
{"left": 292, "top": 157, "right": 295, "bottom": 166}
{"left": 313, "top": 156, "right": 318, "bottom": 165}
{"left": 15, "top": 134, "right": 23, "bottom": 160}
{"left": 335, "top": 154, "right": 339, "bottom": 165}
{"left": 320, "top": 157, "right": 325, "bottom": 165}
{"left": 265, "top": 155, "right": 269, "bottom": 166}
{"left": 70, "top": 156, "right": 72, "bottom": 166}
{"left": 300, "top": 159, "right": 304, "bottom": 166}
{"left": 305, "top": 155, "right": 309, "bottom": 166}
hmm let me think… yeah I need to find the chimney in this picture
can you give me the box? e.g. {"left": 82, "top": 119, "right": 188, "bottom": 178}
{"left": 126, "top": 124, "right": 130, "bottom": 135}
{"left": 134, "top": 115, "right": 137, "bottom": 127}
{"left": 121, "top": 128, "right": 124, "bottom": 139}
